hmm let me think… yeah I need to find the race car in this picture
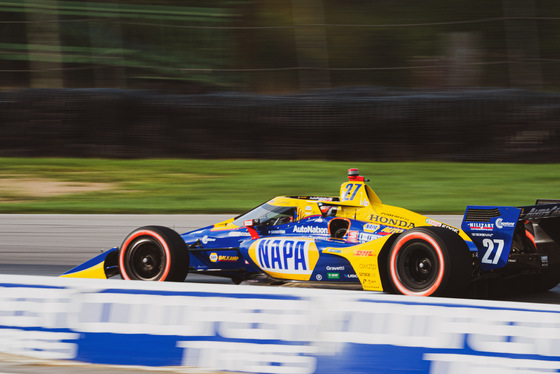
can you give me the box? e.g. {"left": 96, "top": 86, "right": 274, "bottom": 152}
{"left": 61, "top": 168, "right": 560, "bottom": 297}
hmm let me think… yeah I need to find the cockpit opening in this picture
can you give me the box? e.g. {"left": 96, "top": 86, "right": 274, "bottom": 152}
{"left": 232, "top": 203, "right": 297, "bottom": 227}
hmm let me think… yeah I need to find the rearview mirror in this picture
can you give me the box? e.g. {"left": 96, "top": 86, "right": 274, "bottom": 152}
{"left": 244, "top": 219, "right": 261, "bottom": 227}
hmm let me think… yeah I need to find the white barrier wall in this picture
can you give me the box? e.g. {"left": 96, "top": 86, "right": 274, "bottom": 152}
{"left": 1, "top": 275, "right": 560, "bottom": 373}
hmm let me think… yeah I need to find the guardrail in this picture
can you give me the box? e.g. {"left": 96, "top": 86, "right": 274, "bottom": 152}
{"left": 1, "top": 275, "right": 560, "bottom": 373}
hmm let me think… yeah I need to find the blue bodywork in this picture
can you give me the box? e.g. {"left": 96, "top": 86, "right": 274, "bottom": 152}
{"left": 181, "top": 216, "right": 364, "bottom": 282}
{"left": 461, "top": 206, "right": 521, "bottom": 271}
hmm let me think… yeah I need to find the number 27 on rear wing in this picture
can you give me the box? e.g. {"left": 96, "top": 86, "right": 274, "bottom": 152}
{"left": 462, "top": 200, "right": 560, "bottom": 273}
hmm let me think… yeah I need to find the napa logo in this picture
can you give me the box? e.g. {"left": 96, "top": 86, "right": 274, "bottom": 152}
{"left": 248, "top": 238, "right": 320, "bottom": 280}
{"left": 363, "top": 223, "right": 380, "bottom": 232}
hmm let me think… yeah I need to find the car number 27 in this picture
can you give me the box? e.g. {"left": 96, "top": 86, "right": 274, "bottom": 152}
{"left": 481, "top": 238, "right": 505, "bottom": 264}
{"left": 342, "top": 183, "right": 360, "bottom": 201}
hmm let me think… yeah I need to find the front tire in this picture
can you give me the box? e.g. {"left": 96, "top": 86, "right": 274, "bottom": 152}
{"left": 119, "top": 226, "right": 189, "bottom": 282}
{"left": 387, "top": 227, "right": 471, "bottom": 297}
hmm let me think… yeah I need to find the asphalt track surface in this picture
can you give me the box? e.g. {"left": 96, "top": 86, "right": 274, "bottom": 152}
{"left": 1, "top": 214, "right": 559, "bottom": 302}
{"left": 0, "top": 214, "right": 559, "bottom": 373}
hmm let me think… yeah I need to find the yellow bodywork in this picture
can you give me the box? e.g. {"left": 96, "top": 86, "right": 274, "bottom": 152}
{"left": 60, "top": 260, "right": 108, "bottom": 279}
{"left": 247, "top": 237, "right": 321, "bottom": 281}
{"left": 328, "top": 180, "right": 471, "bottom": 290}
{"left": 61, "top": 177, "right": 472, "bottom": 292}
{"left": 323, "top": 238, "right": 390, "bottom": 291}
{"left": 210, "top": 179, "right": 471, "bottom": 291}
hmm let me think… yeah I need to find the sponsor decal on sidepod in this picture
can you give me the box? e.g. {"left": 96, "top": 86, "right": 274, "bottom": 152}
{"left": 248, "top": 238, "right": 320, "bottom": 280}
{"left": 293, "top": 226, "right": 328, "bottom": 235}
{"left": 370, "top": 215, "right": 415, "bottom": 229}
{"left": 363, "top": 223, "right": 380, "bottom": 232}
{"left": 426, "top": 218, "right": 460, "bottom": 234}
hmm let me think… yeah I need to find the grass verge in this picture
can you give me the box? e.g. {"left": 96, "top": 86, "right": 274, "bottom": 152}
{"left": 0, "top": 158, "right": 558, "bottom": 214}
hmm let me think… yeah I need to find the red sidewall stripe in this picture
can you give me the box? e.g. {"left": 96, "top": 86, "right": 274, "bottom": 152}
{"left": 389, "top": 232, "right": 445, "bottom": 297}
{"left": 119, "top": 230, "right": 172, "bottom": 281}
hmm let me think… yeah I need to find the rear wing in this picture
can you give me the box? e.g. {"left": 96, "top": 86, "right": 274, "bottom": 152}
{"left": 518, "top": 200, "right": 560, "bottom": 220}
{"left": 462, "top": 200, "right": 560, "bottom": 271}
{"left": 462, "top": 205, "right": 520, "bottom": 271}
{"left": 519, "top": 200, "right": 560, "bottom": 255}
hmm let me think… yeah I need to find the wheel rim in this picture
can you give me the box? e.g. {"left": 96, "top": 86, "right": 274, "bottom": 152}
{"left": 395, "top": 241, "right": 440, "bottom": 292}
{"left": 125, "top": 237, "right": 166, "bottom": 280}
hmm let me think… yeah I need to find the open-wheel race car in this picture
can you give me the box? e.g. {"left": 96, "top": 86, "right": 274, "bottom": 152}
{"left": 62, "top": 169, "right": 560, "bottom": 297}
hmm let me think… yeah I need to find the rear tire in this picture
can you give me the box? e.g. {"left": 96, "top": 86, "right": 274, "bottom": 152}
{"left": 387, "top": 227, "right": 472, "bottom": 297}
{"left": 119, "top": 226, "right": 189, "bottom": 282}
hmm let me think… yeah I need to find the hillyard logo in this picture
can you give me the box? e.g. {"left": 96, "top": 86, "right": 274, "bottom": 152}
{"left": 249, "top": 238, "right": 319, "bottom": 280}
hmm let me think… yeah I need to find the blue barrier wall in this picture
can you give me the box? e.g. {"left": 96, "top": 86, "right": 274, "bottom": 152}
{"left": 1, "top": 275, "right": 560, "bottom": 373}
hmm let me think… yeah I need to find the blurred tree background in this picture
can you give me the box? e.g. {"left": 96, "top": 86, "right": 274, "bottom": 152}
{"left": 1, "top": 0, "right": 559, "bottom": 162}
{"left": 1, "top": 0, "right": 559, "bottom": 93}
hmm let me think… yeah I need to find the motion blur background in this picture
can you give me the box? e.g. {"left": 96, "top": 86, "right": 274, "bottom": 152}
{"left": 1, "top": 0, "right": 559, "bottom": 162}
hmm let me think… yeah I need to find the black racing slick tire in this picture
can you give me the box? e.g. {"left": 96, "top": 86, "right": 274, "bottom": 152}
{"left": 387, "top": 227, "right": 472, "bottom": 297}
{"left": 119, "top": 225, "right": 189, "bottom": 282}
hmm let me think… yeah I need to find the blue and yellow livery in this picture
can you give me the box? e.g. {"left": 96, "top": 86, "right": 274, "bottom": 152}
{"left": 62, "top": 169, "right": 560, "bottom": 297}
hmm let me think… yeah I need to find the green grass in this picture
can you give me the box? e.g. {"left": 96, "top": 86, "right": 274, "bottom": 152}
{"left": 0, "top": 158, "right": 558, "bottom": 214}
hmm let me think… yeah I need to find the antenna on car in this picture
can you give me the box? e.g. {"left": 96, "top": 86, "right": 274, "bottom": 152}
{"left": 347, "top": 168, "right": 370, "bottom": 182}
